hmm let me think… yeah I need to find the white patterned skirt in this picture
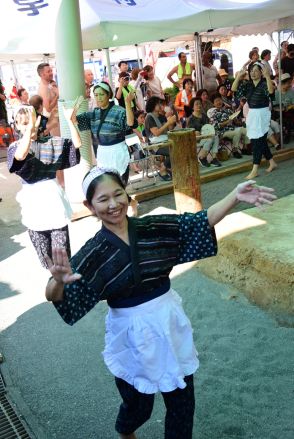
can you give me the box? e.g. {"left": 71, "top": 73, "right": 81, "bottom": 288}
{"left": 246, "top": 107, "right": 271, "bottom": 139}
{"left": 96, "top": 141, "right": 130, "bottom": 176}
{"left": 102, "top": 289, "right": 199, "bottom": 395}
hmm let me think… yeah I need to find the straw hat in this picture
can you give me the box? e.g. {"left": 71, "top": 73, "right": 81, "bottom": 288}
{"left": 218, "top": 69, "right": 228, "bottom": 77}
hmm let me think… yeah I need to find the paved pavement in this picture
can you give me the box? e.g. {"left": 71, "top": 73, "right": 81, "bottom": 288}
{"left": 0, "top": 158, "right": 294, "bottom": 439}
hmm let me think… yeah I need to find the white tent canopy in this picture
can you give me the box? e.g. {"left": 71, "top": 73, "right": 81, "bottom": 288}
{"left": 1, "top": 0, "right": 294, "bottom": 59}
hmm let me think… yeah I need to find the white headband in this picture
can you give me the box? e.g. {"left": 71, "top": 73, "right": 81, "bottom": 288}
{"left": 95, "top": 82, "right": 111, "bottom": 94}
{"left": 82, "top": 167, "right": 123, "bottom": 197}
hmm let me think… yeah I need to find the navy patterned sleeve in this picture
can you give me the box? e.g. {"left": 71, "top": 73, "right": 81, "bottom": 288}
{"left": 177, "top": 210, "right": 217, "bottom": 264}
{"left": 77, "top": 111, "right": 92, "bottom": 131}
{"left": 52, "top": 235, "right": 106, "bottom": 325}
{"left": 53, "top": 277, "right": 104, "bottom": 326}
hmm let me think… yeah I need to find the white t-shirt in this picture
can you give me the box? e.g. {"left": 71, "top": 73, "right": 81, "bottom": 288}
{"left": 147, "top": 76, "right": 164, "bottom": 99}
{"left": 203, "top": 65, "right": 219, "bottom": 93}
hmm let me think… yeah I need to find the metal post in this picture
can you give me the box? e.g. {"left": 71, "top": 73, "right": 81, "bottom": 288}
{"left": 194, "top": 32, "right": 203, "bottom": 91}
{"left": 55, "top": 0, "right": 93, "bottom": 211}
{"left": 104, "top": 48, "right": 114, "bottom": 90}
{"left": 135, "top": 44, "right": 142, "bottom": 68}
{"left": 277, "top": 30, "right": 284, "bottom": 149}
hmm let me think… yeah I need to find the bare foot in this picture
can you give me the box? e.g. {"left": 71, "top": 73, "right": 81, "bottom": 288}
{"left": 265, "top": 163, "right": 278, "bottom": 173}
{"left": 245, "top": 171, "right": 259, "bottom": 180}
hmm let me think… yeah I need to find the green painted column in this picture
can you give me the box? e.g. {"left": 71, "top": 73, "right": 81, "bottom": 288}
{"left": 55, "top": 0, "right": 94, "bottom": 210}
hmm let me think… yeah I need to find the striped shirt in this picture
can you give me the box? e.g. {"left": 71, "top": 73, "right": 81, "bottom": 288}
{"left": 77, "top": 102, "right": 136, "bottom": 146}
{"left": 7, "top": 138, "right": 80, "bottom": 183}
{"left": 53, "top": 211, "right": 217, "bottom": 325}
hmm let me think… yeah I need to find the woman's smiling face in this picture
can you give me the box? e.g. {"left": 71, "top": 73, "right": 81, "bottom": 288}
{"left": 85, "top": 175, "right": 129, "bottom": 226}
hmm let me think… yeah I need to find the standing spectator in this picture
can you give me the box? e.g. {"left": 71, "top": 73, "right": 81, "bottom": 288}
{"left": 143, "top": 65, "right": 165, "bottom": 99}
{"left": 115, "top": 72, "right": 137, "bottom": 111}
{"left": 174, "top": 78, "right": 195, "bottom": 121}
{"left": 273, "top": 40, "right": 289, "bottom": 76}
{"left": 202, "top": 51, "right": 222, "bottom": 95}
{"left": 261, "top": 50, "right": 273, "bottom": 77}
{"left": 130, "top": 68, "right": 145, "bottom": 111}
{"left": 17, "top": 88, "right": 29, "bottom": 105}
{"left": 167, "top": 52, "right": 195, "bottom": 90}
{"left": 84, "top": 69, "right": 95, "bottom": 110}
{"left": 0, "top": 79, "right": 8, "bottom": 124}
{"left": 37, "top": 63, "right": 60, "bottom": 136}
{"left": 281, "top": 43, "right": 294, "bottom": 78}
{"left": 242, "top": 49, "right": 259, "bottom": 71}
{"left": 232, "top": 62, "right": 277, "bottom": 179}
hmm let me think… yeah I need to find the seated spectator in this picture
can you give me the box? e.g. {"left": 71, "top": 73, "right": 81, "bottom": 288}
{"left": 195, "top": 88, "right": 213, "bottom": 114}
{"left": 164, "top": 104, "right": 182, "bottom": 128}
{"left": 187, "top": 97, "right": 221, "bottom": 167}
{"left": 17, "top": 88, "right": 29, "bottom": 105}
{"left": 174, "top": 78, "right": 195, "bottom": 122}
{"left": 143, "top": 65, "right": 165, "bottom": 99}
{"left": 115, "top": 72, "right": 137, "bottom": 110}
{"left": 210, "top": 93, "right": 250, "bottom": 158}
{"left": 130, "top": 68, "right": 145, "bottom": 111}
{"left": 217, "top": 84, "right": 234, "bottom": 109}
{"left": 218, "top": 69, "right": 233, "bottom": 97}
{"left": 29, "top": 94, "right": 57, "bottom": 138}
{"left": 273, "top": 41, "right": 289, "bottom": 76}
{"left": 144, "top": 96, "right": 176, "bottom": 181}
{"left": 273, "top": 73, "right": 294, "bottom": 142}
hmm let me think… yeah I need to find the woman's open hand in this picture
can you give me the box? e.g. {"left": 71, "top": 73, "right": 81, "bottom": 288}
{"left": 236, "top": 180, "right": 277, "bottom": 208}
{"left": 45, "top": 248, "right": 82, "bottom": 284}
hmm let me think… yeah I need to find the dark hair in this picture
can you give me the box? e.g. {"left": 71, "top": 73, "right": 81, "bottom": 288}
{"left": 37, "top": 62, "right": 50, "bottom": 76}
{"left": 143, "top": 65, "right": 153, "bottom": 73}
{"left": 217, "top": 84, "right": 227, "bottom": 93}
{"left": 178, "top": 52, "right": 185, "bottom": 60}
{"left": 281, "top": 76, "right": 292, "bottom": 85}
{"left": 182, "top": 78, "right": 193, "bottom": 89}
{"left": 93, "top": 81, "right": 113, "bottom": 99}
{"left": 85, "top": 172, "right": 126, "bottom": 204}
{"left": 189, "top": 97, "right": 202, "bottom": 110}
{"left": 249, "top": 50, "right": 258, "bottom": 60}
{"left": 118, "top": 60, "right": 128, "bottom": 68}
{"left": 211, "top": 93, "right": 222, "bottom": 103}
{"left": 135, "top": 110, "right": 146, "bottom": 119}
{"left": 29, "top": 94, "right": 43, "bottom": 110}
{"left": 287, "top": 44, "right": 294, "bottom": 53}
{"left": 281, "top": 40, "right": 288, "bottom": 47}
{"left": 145, "top": 96, "right": 164, "bottom": 113}
{"left": 118, "top": 71, "right": 130, "bottom": 79}
{"left": 17, "top": 88, "right": 26, "bottom": 98}
{"left": 195, "top": 88, "right": 209, "bottom": 99}
{"left": 261, "top": 49, "right": 271, "bottom": 59}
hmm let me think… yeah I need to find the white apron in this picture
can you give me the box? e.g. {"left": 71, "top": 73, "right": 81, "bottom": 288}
{"left": 246, "top": 107, "right": 271, "bottom": 139}
{"left": 96, "top": 141, "right": 130, "bottom": 176}
{"left": 102, "top": 289, "right": 199, "bottom": 395}
{"left": 16, "top": 179, "right": 72, "bottom": 231}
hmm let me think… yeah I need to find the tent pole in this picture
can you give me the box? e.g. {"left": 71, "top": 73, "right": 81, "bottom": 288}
{"left": 277, "top": 30, "right": 284, "bottom": 149}
{"left": 104, "top": 48, "right": 113, "bottom": 90}
{"left": 55, "top": 0, "right": 93, "bottom": 216}
{"left": 194, "top": 32, "right": 203, "bottom": 90}
{"left": 10, "top": 60, "right": 19, "bottom": 89}
{"left": 135, "top": 44, "right": 142, "bottom": 68}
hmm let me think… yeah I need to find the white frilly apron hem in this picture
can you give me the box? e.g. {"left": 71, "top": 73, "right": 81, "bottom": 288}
{"left": 103, "top": 353, "right": 199, "bottom": 395}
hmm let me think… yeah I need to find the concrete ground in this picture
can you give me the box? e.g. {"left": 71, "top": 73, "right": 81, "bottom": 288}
{"left": 0, "top": 157, "right": 294, "bottom": 439}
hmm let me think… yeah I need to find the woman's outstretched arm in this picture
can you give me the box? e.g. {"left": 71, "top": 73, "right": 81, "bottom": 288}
{"left": 207, "top": 180, "right": 276, "bottom": 227}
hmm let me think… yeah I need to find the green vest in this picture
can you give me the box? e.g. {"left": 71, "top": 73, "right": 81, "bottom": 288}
{"left": 177, "top": 62, "right": 192, "bottom": 79}
{"left": 122, "top": 84, "right": 136, "bottom": 108}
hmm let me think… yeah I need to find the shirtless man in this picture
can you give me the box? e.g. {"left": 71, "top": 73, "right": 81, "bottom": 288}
{"left": 37, "top": 63, "right": 60, "bottom": 136}
{"left": 167, "top": 52, "right": 195, "bottom": 89}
